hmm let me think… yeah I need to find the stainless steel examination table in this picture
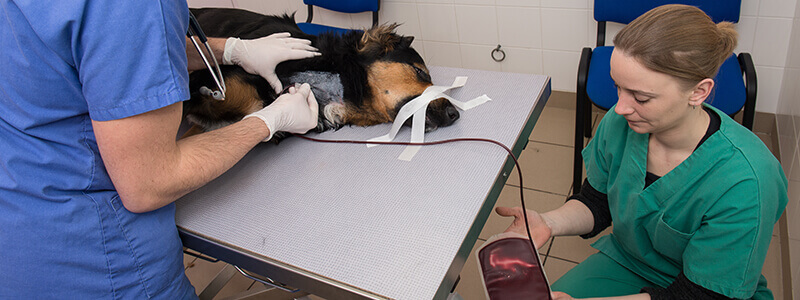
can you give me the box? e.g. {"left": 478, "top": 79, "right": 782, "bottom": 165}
{"left": 176, "top": 66, "right": 551, "bottom": 300}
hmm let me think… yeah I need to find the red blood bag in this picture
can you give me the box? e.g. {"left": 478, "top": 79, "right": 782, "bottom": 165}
{"left": 477, "top": 232, "right": 552, "bottom": 300}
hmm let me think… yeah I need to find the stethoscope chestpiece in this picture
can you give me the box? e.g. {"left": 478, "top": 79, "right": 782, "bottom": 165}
{"left": 199, "top": 86, "right": 225, "bottom": 101}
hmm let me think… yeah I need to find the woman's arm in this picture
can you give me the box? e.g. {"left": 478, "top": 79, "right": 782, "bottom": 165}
{"left": 496, "top": 199, "right": 595, "bottom": 249}
{"left": 497, "top": 179, "right": 604, "bottom": 246}
{"left": 542, "top": 199, "right": 596, "bottom": 236}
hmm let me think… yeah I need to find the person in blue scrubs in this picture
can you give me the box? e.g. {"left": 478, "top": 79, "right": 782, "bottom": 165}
{"left": 497, "top": 5, "right": 787, "bottom": 300}
{"left": 0, "top": 1, "right": 319, "bottom": 298}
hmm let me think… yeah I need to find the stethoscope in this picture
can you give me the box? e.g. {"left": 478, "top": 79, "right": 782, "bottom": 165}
{"left": 187, "top": 12, "right": 226, "bottom": 100}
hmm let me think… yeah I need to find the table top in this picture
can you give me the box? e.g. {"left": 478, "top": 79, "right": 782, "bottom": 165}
{"left": 176, "top": 66, "right": 551, "bottom": 300}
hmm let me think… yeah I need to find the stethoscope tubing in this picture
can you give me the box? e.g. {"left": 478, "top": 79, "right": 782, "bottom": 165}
{"left": 187, "top": 12, "right": 226, "bottom": 100}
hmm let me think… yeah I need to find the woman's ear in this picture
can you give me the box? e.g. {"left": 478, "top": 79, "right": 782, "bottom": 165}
{"left": 689, "top": 78, "right": 714, "bottom": 106}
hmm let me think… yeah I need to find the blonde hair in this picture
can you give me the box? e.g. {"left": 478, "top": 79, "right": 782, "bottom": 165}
{"left": 613, "top": 4, "right": 738, "bottom": 89}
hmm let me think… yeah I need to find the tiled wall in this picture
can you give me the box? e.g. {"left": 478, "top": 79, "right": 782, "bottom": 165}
{"left": 189, "top": 0, "right": 797, "bottom": 115}
{"left": 776, "top": 0, "right": 800, "bottom": 298}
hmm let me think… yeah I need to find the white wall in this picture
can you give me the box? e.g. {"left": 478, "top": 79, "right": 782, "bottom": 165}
{"left": 776, "top": 0, "right": 800, "bottom": 297}
{"left": 744, "top": 0, "right": 797, "bottom": 115}
{"left": 189, "top": 0, "right": 798, "bottom": 115}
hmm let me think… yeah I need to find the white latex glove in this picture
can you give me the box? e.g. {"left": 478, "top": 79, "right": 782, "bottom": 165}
{"left": 244, "top": 83, "right": 319, "bottom": 141}
{"left": 223, "top": 33, "right": 320, "bottom": 93}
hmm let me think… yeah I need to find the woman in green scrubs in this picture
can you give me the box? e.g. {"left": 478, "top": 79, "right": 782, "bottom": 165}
{"left": 497, "top": 5, "right": 788, "bottom": 300}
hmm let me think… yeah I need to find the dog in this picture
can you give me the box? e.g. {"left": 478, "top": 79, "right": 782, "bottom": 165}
{"left": 184, "top": 7, "right": 459, "bottom": 141}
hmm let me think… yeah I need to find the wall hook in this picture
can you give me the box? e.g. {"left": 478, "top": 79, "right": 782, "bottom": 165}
{"left": 491, "top": 44, "right": 506, "bottom": 62}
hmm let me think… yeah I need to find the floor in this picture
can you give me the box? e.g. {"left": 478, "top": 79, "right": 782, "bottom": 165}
{"left": 183, "top": 91, "right": 787, "bottom": 299}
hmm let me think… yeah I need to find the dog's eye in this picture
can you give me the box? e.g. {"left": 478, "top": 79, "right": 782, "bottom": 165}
{"left": 411, "top": 65, "right": 431, "bottom": 82}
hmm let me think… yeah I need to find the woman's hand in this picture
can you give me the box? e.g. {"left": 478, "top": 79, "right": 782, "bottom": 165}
{"left": 495, "top": 206, "right": 553, "bottom": 249}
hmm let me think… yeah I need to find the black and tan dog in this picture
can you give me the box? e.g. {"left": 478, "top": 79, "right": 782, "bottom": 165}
{"left": 184, "top": 8, "right": 459, "bottom": 141}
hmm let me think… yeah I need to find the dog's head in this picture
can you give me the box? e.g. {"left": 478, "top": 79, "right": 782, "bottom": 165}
{"left": 324, "top": 24, "right": 459, "bottom": 132}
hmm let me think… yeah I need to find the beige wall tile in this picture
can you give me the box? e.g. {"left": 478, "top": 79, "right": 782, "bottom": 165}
{"left": 498, "top": 47, "right": 544, "bottom": 75}
{"left": 455, "top": 5, "right": 499, "bottom": 45}
{"left": 213, "top": 271, "right": 256, "bottom": 299}
{"left": 506, "top": 141, "right": 575, "bottom": 195}
{"left": 184, "top": 253, "right": 196, "bottom": 270}
{"left": 184, "top": 259, "right": 227, "bottom": 295}
{"left": 422, "top": 41, "right": 463, "bottom": 68}
{"left": 540, "top": 9, "right": 591, "bottom": 51}
{"left": 760, "top": 0, "right": 799, "bottom": 18}
{"left": 418, "top": 4, "right": 459, "bottom": 42}
{"left": 455, "top": 241, "right": 487, "bottom": 300}
{"left": 460, "top": 44, "right": 502, "bottom": 71}
{"left": 530, "top": 106, "right": 577, "bottom": 147}
{"left": 763, "top": 236, "right": 785, "bottom": 299}
{"left": 791, "top": 239, "right": 800, "bottom": 300}
{"left": 379, "top": 2, "right": 422, "bottom": 38}
{"left": 542, "top": 50, "right": 581, "bottom": 92}
{"left": 497, "top": 7, "right": 542, "bottom": 48}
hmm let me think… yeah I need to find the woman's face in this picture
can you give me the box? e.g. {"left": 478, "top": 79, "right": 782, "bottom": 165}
{"left": 609, "top": 49, "right": 695, "bottom": 135}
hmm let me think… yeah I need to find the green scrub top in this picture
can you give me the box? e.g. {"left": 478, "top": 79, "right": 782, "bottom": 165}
{"left": 582, "top": 104, "right": 788, "bottom": 299}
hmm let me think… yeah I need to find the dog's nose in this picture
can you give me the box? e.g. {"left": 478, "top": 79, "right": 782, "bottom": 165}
{"left": 445, "top": 105, "right": 460, "bottom": 124}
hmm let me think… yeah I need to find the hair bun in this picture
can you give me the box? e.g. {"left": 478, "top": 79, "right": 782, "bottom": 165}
{"left": 716, "top": 21, "right": 738, "bottom": 55}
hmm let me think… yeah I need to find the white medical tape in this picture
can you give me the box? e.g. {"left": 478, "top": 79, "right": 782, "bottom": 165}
{"left": 367, "top": 76, "right": 491, "bottom": 161}
{"left": 366, "top": 89, "right": 444, "bottom": 147}
{"left": 397, "top": 101, "right": 429, "bottom": 161}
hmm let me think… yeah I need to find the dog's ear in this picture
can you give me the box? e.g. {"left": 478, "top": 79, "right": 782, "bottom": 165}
{"left": 359, "top": 23, "right": 402, "bottom": 55}
{"left": 399, "top": 36, "right": 414, "bottom": 49}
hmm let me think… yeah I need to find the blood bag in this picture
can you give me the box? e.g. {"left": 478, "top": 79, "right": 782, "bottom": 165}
{"left": 476, "top": 232, "right": 552, "bottom": 300}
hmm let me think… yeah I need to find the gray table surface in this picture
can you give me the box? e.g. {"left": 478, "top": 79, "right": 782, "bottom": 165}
{"left": 176, "top": 66, "right": 551, "bottom": 300}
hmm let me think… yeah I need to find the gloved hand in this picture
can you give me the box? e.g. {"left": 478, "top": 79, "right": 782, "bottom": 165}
{"left": 223, "top": 32, "right": 321, "bottom": 93}
{"left": 244, "top": 83, "right": 319, "bottom": 141}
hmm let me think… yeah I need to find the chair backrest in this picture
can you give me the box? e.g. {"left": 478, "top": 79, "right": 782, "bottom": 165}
{"left": 594, "top": 0, "right": 741, "bottom": 24}
{"left": 303, "top": 0, "right": 380, "bottom": 14}
{"left": 588, "top": 0, "right": 750, "bottom": 117}
{"left": 302, "top": 0, "right": 380, "bottom": 30}
{"left": 593, "top": 0, "right": 741, "bottom": 47}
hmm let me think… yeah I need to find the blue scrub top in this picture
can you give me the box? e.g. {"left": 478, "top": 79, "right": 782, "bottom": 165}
{"left": 0, "top": 1, "right": 195, "bottom": 298}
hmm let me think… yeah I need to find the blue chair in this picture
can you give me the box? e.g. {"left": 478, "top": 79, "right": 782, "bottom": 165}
{"left": 572, "top": 0, "right": 757, "bottom": 193}
{"left": 296, "top": 0, "right": 380, "bottom": 35}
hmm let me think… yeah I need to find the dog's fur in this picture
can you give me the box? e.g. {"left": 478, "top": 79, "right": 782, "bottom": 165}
{"left": 184, "top": 8, "right": 459, "bottom": 141}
